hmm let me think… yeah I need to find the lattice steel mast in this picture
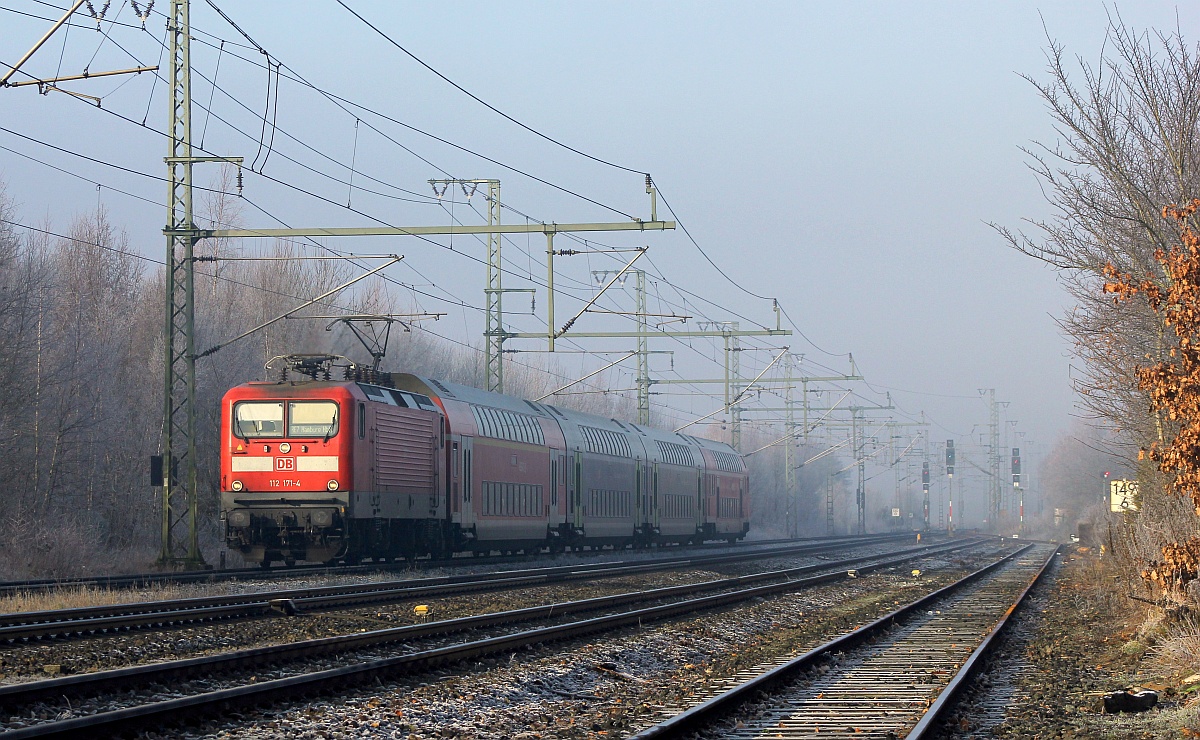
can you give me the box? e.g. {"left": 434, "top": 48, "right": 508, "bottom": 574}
{"left": 160, "top": 0, "right": 203, "bottom": 567}
{"left": 161, "top": 1, "right": 245, "bottom": 566}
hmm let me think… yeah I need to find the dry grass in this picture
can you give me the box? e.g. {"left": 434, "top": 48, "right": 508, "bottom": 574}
{"left": 1149, "top": 613, "right": 1200, "bottom": 676}
{"left": 0, "top": 581, "right": 212, "bottom": 614}
{"left": 0, "top": 514, "right": 160, "bottom": 581}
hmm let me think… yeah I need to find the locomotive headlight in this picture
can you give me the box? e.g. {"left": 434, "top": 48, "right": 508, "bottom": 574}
{"left": 279, "top": 442, "right": 291, "bottom": 454}
{"left": 228, "top": 510, "right": 250, "bottom": 528}
{"left": 231, "top": 480, "right": 244, "bottom": 492}
{"left": 327, "top": 479, "right": 339, "bottom": 491}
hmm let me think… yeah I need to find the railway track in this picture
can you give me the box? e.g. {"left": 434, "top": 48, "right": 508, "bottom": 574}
{"left": 0, "top": 535, "right": 921, "bottom": 643}
{"left": 0, "top": 535, "right": 837, "bottom": 597}
{"left": 628, "top": 542, "right": 1057, "bottom": 739}
{"left": 0, "top": 538, "right": 992, "bottom": 738}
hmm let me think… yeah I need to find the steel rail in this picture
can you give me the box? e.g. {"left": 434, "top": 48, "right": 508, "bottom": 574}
{"left": 0, "top": 539, "right": 983, "bottom": 708}
{"left": 0, "top": 535, "right": 880, "bottom": 596}
{"left": 0, "top": 540, "right": 994, "bottom": 738}
{"left": 626, "top": 543, "right": 1055, "bottom": 739}
{"left": 0, "top": 535, "right": 920, "bottom": 641}
{"left": 904, "top": 544, "right": 1060, "bottom": 739}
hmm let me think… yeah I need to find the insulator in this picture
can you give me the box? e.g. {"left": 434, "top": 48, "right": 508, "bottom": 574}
{"left": 86, "top": 1, "right": 111, "bottom": 28}
{"left": 236, "top": 166, "right": 244, "bottom": 195}
{"left": 130, "top": 1, "right": 154, "bottom": 27}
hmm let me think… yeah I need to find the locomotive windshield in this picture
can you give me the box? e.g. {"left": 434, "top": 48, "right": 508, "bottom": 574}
{"left": 287, "top": 401, "right": 339, "bottom": 438}
{"left": 232, "top": 400, "right": 338, "bottom": 439}
{"left": 233, "top": 401, "right": 284, "bottom": 438}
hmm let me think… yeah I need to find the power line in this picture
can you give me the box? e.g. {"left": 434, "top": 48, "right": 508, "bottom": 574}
{"left": 2, "top": 2, "right": 866, "bottom": 427}
{"left": 0, "top": 116, "right": 490, "bottom": 318}
{"left": 10, "top": 2, "right": 852, "bottom": 369}
{"left": 0, "top": 214, "right": 657, "bottom": 408}
{"left": 333, "top": 0, "right": 647, "bottom": 177}
{"left": 1, "top": 105, "right": 709, "bottom": 420}
{"left": 6, "top": 3, "right": 782, "bottom": 365}
{"left": 103, "top": 0, "right": 640, "bottom": 218}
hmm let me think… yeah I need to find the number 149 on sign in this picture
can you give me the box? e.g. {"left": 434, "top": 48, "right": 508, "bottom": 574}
{"left": 1109, "top": 479, "right": 1140, "bottom": 512}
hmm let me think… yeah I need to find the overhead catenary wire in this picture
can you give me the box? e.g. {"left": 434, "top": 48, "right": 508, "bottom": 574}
{"left": 1, "top": 3, "right": 881, "bottom": 435}
{"left": 6, "top": 3, "right": 805, "bottom": 364}
{"left": 0, "top": 215, "right": 664, "bottom": 410}
{"left": 744, "top": 390, "right": 853, "bottom": 456}
{"left": 7, "top": 34, "right": 729, "bottom": 436}
{"left": 0, "top": 114, "right": 675, "bottom": 406}
{"left": 332, "top": 0, "right": 648, "bottom": 177}
{"left": 182, "top": 1, "right": 640, "bottom": 218}
{"left": 0, "top": 117, "right": 712, "bottom": 422}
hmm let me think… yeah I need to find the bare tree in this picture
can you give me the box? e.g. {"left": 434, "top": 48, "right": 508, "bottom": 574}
{"left": 997, "top": 21, "right": 1200, "bottom": 453}
{"left": 1001, "top": 20, "right": 1200, "bottom": 598}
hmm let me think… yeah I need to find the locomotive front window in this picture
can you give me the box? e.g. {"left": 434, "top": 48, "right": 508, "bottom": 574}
{"left": 234, "top": 402, "right": 284, "bottom": 438}
{"left": 288, "top": 401, "right": 339, "bottom": 438}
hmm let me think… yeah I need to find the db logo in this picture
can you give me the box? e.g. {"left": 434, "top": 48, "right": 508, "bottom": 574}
{"left": 275, "top": 457, "right": 295, "bottom": 471}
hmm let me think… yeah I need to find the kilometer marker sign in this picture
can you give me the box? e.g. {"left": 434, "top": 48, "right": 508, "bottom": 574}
{"left": 1109, "top": 479, "right": 1140, "bottom": 512}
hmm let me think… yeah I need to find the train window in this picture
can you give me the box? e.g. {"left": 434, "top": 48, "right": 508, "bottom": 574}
{"left": 233, "top": 402, "right": 284, "bottom": 438}
{"left": 288, "top": 401, "right": 339, "bottom": 438}
{"left": 469, "top": 405, "right": 546, "bottom": 446}
{"left": 479, "top": 481, "right": 543, "bottom": 516}
{"left": 464, "top": 450, "right": 472, "bottom": 502}
{"left": 657, "top": 441, "right": 695, "bottom": 467}
{"left": 580, "top": 425, "right": 631, "bottom": 458}
{"left": 588, "top": 488, "right": 632, "bottom": 518}
{"left": 357, "top": 385, "right": 397, "bottom": 406}
{"left": 713, "top": 451, "right": 742, "bottom": 472}
{"left": 387, "top": 391, "right": 411, "bottom": 408}
{"left": 358, "top": 403, "right": 365, "bottom": 438}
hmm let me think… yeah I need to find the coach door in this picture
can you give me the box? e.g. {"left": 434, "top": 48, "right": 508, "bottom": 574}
{"left": 460, "top": 437, "right": 474, "bottom": 525}
{"left": 635, "top": 459, "right": 644, "bottom": 528}
{"left": 549, "top": 448, "right": 561, "bottom": 523}
{"left": 652, "top": 463, "right": 661, "bottom": 529}
{"left": 571, "top": 450, "right": 583, "bottom": 530}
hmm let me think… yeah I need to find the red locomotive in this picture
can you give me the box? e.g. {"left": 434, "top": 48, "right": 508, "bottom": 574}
{"left": 220, "top": 355, "right": 749, "bottom": 566}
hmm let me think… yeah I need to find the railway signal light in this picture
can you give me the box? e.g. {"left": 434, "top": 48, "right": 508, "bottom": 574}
{"left": 945, "top": 440, "right": 955, "bottom": 477}
{"left": 1012, "top": 447, "right": 1021, "bottom": 487}
{"left": 922, "top": 461, "right": 930, "bottom": 486}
